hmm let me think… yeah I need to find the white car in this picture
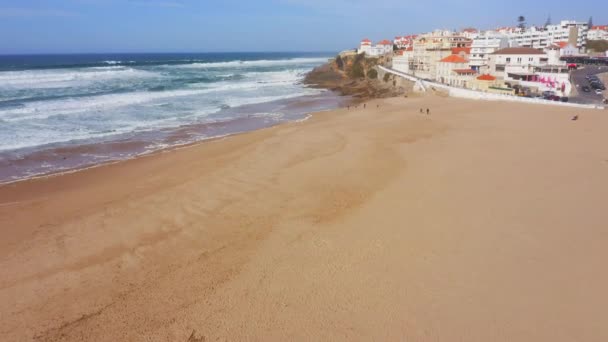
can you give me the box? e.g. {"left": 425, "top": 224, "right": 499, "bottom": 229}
{"left": 596, "top": 89, "right": 604, "bottom": 95}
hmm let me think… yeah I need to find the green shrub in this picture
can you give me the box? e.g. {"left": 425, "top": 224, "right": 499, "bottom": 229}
{"left": 588, "top": 40, "right": 608, "bottom": 53}
{"left": 335, "top": 55, "right": 344, "bottom": 70}
{"left": 383, "top": 73, "right": 391, "bottom": 82}
{"left": 367, "top": 69, "right": 378, "bottom": 79}
{"left": 349, "top": 63, "right": 365, "bottom": 78}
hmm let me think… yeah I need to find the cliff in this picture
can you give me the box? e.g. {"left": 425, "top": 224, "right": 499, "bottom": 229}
{"left": 304, "top": 52, "right": 412, "bottom": 101}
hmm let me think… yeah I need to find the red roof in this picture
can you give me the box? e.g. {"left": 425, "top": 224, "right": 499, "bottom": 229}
{"left": 556, "top": 41, "right": 569, "bottom": 48}
{"left": 453, "top": 69, "right": 476, "bottom": 74}
{"left": 451, "top": 47, "right": 471, "bottom": 55}
{"left": 378, "top": 40, "right": 393, "bottom": 46}
{"left": 440, "top": 54, "right": 468, "bottom": 63}
{"left": 477, "top": 74, "right": 496, "bottom": 81}
{"left": 591, "top": 25, "right": 608, "bottom": 31}
{"left": 361, "top": 38, "right": 371, "bottom": 43}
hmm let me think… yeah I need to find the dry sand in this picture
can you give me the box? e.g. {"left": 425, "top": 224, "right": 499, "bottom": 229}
{"left": 1, "top": 96, "right": 608, "bottom": 341}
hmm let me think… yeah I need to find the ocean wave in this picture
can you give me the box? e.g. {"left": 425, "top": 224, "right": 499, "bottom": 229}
{"left": 0, "top": 67, "right": 158, "bottom": 89}
{"left": 0, "top": 55, "right": 328, "bottom": 154}
{"left": 103, "top": 60, "right": 135, "bottom": 65}
{"left": 177, "top": 57, "right": 329, "bottom": 69}
{"left": 0, "top": 73, "right": 318, "bottom": 123}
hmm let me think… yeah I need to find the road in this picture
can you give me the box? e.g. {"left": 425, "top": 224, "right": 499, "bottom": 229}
{"left": 570, "top": 65, "right": 607, "bottom": 105}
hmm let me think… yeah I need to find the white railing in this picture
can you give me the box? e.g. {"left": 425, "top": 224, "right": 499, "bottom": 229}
{"left": 378, "top": 66, "right": 605, "bottom": 110}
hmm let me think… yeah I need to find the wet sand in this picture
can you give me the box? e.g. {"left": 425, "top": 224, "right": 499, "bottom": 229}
{"left": 1, "top": 96, "right": 608, "bottom": 341}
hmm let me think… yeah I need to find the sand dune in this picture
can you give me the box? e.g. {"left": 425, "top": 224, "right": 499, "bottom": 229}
{"left": 1, "top": 96, "right": 608, "bottom": 341}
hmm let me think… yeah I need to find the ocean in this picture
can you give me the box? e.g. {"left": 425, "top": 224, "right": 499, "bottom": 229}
{"left": 0, "top": 52, "right": 343, "bottom": 183}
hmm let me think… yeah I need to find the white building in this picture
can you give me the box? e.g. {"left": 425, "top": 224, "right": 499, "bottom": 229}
{"left": 460, "top": 28, "right": 479, "bottom": 39}
{"left": 436, "top": 54, "right": 476, "bottom": 87}
{"left": 469, "top": 31, "right": 510, "bottom": 72}
{"left": 554, "top": 42, "right": 579, "bottom": 56}
{"left": 358, "top": 39, "right": 393, "bottom": 56}
{"left": 489, "top": 47, "right": 572, "bottom": 96}
{"left": 358, "top": 39, "right": 372, "bottom": 55}
{"left": 392, "top": 48, "right": 414, "bottom": 73}
{"left": 507, "top": 20, "right": 589, "bottom": 50}
{"left": 587, "top": 25, "right": 608, "bottom": 40}
{"left": 488, "top": 47, "right": 547, "bottom": 78}
{"left": 394, "top": 35, "right": 416, "bottom": 49}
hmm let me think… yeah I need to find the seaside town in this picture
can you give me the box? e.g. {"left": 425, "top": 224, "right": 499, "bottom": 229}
{"left": 349, "top": 17, "right": 608, "bottom": 104}
{"left": 4, "top": 2, "right": 608, "bottom": 341}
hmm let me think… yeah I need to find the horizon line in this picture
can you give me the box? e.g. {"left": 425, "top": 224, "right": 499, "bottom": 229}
{"left": 0, "top": 51, "right": 340, "bottom": 57}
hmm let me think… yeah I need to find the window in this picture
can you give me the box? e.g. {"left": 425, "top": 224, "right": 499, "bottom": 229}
{"left": 506, "top": 57, "right": 511, "bottom": 63}
{"left": 529, "top": 57, "right": 533, "bottom": 62}
{"left": 517, "top": 57, "right": 522, "bottom": 63}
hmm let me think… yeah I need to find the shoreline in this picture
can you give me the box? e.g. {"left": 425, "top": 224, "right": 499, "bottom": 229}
{"left": 2, "top": 96, "right": 608, "bottom": 341}
{"left": 0, "top": 90, "right": 350, "bottom": 185}
{"left": 0, "top": 112, "right": 320, "bottom": 187}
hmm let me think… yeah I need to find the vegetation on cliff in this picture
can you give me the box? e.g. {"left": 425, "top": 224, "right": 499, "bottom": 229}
{"left": 304, "top": 52, "right": 410, "bottom": 100}
{"left": 587, "top": 40, "right": 608, "bottom": 53}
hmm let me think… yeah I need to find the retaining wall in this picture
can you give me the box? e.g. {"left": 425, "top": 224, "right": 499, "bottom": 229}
{"left": 378, "top": 66, "right": 605, "bottom": 110}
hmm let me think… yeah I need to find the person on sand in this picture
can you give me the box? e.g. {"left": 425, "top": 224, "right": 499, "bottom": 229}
{"left": 572, "top": 115, "right": 579, "bottom": 121}
{"left": 426, "top": 108, "right": 430, "bottom": 115}
{"left": 420, "top": 108, "right": 423, "bottom": 114}
{"left": 364, "top": 104, "right": 366, "bottom": 109}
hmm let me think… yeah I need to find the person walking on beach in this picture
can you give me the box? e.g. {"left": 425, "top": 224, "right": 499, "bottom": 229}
{"left": 364, "top": 103, "right": 366, "bottom": 109}
{"left": 426, "top": 108, "right": 430, "bottom": 115}
{"left": 420, "top": 108, "right": 423, "bottom": 114}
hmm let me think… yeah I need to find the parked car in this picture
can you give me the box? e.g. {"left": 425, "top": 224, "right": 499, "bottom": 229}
{"left": 596, "top": 89, "right": 604, "bottom": 95}
{"left": 560, "top": 97, "right": 569, "bottom": 102}
{"left": 550, "top": 95, "right": 561, "bottom": 101}
{"left": 542, "top": 90, "right": 555, "bottom": 98}
{"left": 582, "top": 86, "right": 591, "bottom": 92}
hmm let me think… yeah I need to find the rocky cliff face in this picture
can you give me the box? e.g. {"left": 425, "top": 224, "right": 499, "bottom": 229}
{"left": 304, "top": 53, "right": 412, "bottom": 101}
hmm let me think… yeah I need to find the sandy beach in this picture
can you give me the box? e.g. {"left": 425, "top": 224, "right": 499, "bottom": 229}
{"left": 1, "top": 95, "right": 608, "bottom": 341}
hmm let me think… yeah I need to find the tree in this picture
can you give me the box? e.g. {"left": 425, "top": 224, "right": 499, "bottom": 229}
{"left": 335, "top": 55, "right": 344, "bottom": 70}
{"left": 588, "top": 16, "right": 593, "bottom": 29}
{"left": 367, "top": 68, "right": 378, "bottom": 79}
{"left": 587, "top": 40, "right": 608, "bottom": 53}
{"left": 349, "top": 61, "right": 365, "bottom": 79}
{"left": 517, "top": 16, "right": 526, "bottom": 30}
{"left": 544, "top": 15, "right": 552, "bottom": 28}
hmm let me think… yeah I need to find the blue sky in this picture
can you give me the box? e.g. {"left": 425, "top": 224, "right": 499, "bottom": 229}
{"left": 0, "top": 0, "right": 605, "bottom": 54}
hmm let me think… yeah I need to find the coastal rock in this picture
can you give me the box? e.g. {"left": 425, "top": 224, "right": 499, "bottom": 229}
{"left": 304, "top": 53, "right": 414, "bottom": 102}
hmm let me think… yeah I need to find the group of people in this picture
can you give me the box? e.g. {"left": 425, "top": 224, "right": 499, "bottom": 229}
{"left": 347, "top": 104, "right": 430, "bottom": 115}
{"left": 347, "top": 103, "right": 380, "bottom": 110}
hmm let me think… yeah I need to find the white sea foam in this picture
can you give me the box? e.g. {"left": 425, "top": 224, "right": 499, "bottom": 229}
{"left": 0, "top": 56, "right": 329, "bottom": 153}
{"left": 0, "top": 67, "right": 158, "bottom": 89}
{"left": 178, "top": 57, "right": 328, "bottom": 69}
